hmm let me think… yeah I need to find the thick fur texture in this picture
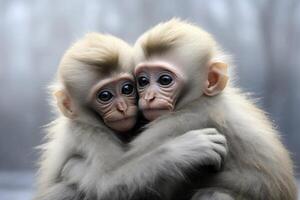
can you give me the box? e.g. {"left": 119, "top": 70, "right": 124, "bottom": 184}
{"left": 34, "top": 116, "right": 227, "bottom": 199}
{"left": 117, "top": 88, "right": 297, "bottom": 200}
{"left": 130, "top": 19, "right": 297, "bottom": 200}
{"left": 34, "top": 20, "right": 297, "bottom": 200}
{"left": 33, "top": 32, "right": 227, "bottom": 200}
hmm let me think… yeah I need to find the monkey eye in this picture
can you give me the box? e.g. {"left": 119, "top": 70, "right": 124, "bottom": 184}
{"left": 121, "top": 83, "right": 134, "bottom": 95}
{"left": 97, "top": 91, "right": 113, "bottom": 102}
{"left": 158, "top": 74, "right": 173, "bottom": 86}
{"left": 137, "top": 76, "right": 149, "bottom": 87}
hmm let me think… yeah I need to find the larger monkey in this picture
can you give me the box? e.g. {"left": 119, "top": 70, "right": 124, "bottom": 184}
{"left": 129, "top": 19, "right": 297, "bottom": 199}
{"left": 34, "top": 32, "right": 227, "bottom": 200}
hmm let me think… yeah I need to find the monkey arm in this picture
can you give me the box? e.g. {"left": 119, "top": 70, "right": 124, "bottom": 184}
{"left": 190, "top": 189, "right": 235, "bottom": 200}
{"left": 59, "top": 154, "right": 88, "bottom": 186}
{"left": 92, "top": 128, "right": 227, "bottom": 199}
{"left": 127, "top": 111, "right": 209, "bottom": 161}
{"left": 33, "top": 120, "right": 83, "bottom": 200}
{"left": 54, "top": 109, "right": 227, "bottom": 199}
{"left": 33, "top": 182, "right": 85, "bottom": 200}
{"left": 34, "top": 155, "right": 89, "bottom": 200}
{"left": 33, "top": 154, "right": 80, "bottom": 200}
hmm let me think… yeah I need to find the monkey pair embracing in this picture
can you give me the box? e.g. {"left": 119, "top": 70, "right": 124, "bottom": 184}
{"left": 33, "top": 19, "right": 297, "bottom": 200}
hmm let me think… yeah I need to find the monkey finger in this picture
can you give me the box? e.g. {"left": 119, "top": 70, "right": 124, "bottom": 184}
{"left": 207, "top": 134, "right": 227, "bottom": 145}
{"left": 212, "top": 143, "right": 228, "bottom": 160}
{"left": 200, "top": 128, "right": 220, "bottom": 135}
{"left": 206, "top": 150, "right": 223, "bottom": 171}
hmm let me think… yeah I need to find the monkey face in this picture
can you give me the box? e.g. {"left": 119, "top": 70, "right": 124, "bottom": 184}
{"left": 135, "top": 61, "right": 185, "bottom": 121}
{"left": 88, "top": 73, "right": 138, "bottom": 132}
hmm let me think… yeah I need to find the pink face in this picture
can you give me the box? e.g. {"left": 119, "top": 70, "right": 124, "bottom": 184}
{"left": 134, "top": 61, "right": 185, "bottom": 121}
{"left": 88, "top": 74, "right": 138, "bottom": 132}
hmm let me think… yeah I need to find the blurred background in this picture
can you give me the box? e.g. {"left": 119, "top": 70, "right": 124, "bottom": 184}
{"left": 0, "top": 0, "right": 299, "bottom": 199}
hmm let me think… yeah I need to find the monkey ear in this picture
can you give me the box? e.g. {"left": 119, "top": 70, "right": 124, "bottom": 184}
{"left": 204, "top": 62, "right": 228, "bottom": 96}
{"left": 54, "top": 90, "right": 77, "bottom": 119}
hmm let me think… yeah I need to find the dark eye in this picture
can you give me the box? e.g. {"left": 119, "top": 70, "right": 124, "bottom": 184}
{"left": 138, "top": 76, "right": 149, "bottom": 87}
{"left": 97, "top": 91, "right": 113, "bottom": 102}
{"left": 158, "top": 74, "right": 173, "bottom": 86}
{"left": 122, "top": 83, "right": 134, "bottom": 95}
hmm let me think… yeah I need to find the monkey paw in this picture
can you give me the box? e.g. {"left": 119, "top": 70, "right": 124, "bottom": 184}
{"left": 165, "top": 128, "right": 228, "bottom": 170}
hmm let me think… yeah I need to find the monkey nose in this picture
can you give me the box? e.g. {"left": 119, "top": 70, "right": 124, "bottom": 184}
{"left": 144, "top": 91, "right": 156, "bottom": 102}
{"left": 116, "top": 101, "right": 128, "bottom": 113}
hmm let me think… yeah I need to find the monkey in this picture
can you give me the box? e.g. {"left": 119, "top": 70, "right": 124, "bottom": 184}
{"left": 34, "top": 32, "right": 138, "bottom": 199}
{"left": 125, "top": 19, "right": 297, "bottom": 200}
{"left": 33, "top": 32, "right": 228, "bottom": 200}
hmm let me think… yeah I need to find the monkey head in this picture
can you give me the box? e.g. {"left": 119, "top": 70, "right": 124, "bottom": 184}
{"left": 54, "top": 33, "right": 138, "bottom": 132}
{"left": 134, "top": 61, "right": 185, "bottom": 121}
{"left": 87, "top": 73, "right": 137, "bottom": 132}
{"left": 134, "top": 19, "right": 228, "bottom": 121}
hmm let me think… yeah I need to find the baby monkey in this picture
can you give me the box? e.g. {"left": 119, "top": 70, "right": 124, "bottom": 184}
{"left": 34, "top": 32, "right": 227, "bottom": 200}
{"left": 34, "top": 33, "right": 138, "bottom": 199}
{"left": 130, "top": 19, "right": 297, "bottom": 200}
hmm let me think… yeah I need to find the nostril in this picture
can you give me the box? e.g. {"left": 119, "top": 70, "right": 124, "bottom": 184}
{"left": 145, "top": 96, "right": 155, "bottom": 102}
{"left": 117, "top": 101, "right": 127, "bottom": 112}
{"left": 149, "top": 96, "right": 155, "bottom": 101}
{"left": 144, "top": 92, "right": 156, "bottom": 101}
{"left": 117, "top": 107, "right": 126, "bottom": 113}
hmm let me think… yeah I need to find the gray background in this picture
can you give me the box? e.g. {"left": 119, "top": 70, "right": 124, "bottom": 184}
{"left": 0, "top": 0, "right": 299, "bottom": 199}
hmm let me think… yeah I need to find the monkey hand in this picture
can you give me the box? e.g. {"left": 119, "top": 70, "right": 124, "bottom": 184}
{"left": 164, "top": 128, "right": 227, "bottom": 171}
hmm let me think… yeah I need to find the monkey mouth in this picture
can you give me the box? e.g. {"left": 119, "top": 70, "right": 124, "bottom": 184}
{"left": 105, "top": 115, "right": 137, "bottom": 132}
{"left": 142, "top": 108, "right": 172, "bottom": 121}
{"left": 141, "top": 105, "right": 173, "bottom": 112}
{"left": 142, "top": 103, "right": 173, "bottom": 111}
{"left": 106, "top": 115, "right": 136, "bottom": 123}
{"left": 143, "top": 107, "right": 170, "bottom": 112}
